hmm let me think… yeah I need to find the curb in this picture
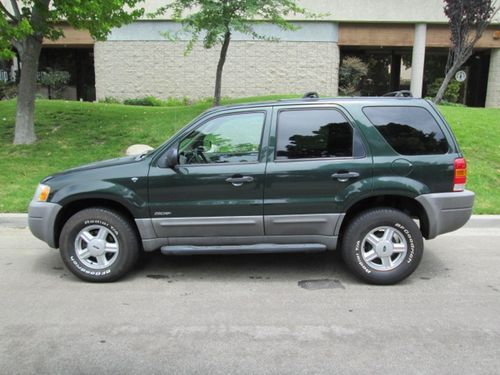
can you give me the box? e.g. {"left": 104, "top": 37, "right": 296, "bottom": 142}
{"left": 0, "top": 214, "right": 29, "bottom": 228}
{"left": 463, "top": 215, "right": 500, "bottom": 228}
{"left": 1, "top": 213, "right": 499, "bottom": 229}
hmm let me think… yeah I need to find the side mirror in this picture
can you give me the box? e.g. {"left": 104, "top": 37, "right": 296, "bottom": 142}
{"left": 166, "top": 147, "right": 179, "bottom": 169}
{"left": 158, "top": 146, "right": 179, "bottom": 169}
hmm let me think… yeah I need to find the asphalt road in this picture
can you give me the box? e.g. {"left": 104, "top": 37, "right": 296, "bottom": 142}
{"left": 1, "top": 218, "right": 499, "bottom": 374}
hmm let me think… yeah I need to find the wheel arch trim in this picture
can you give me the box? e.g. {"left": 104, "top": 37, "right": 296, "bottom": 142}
{"left": 339, "top": 193, "right": 431, "bottom": 239}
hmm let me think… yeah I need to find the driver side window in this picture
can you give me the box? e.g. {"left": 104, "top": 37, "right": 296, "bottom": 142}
{"left": 179, "top": 112, "right": 265, "bottom": 165}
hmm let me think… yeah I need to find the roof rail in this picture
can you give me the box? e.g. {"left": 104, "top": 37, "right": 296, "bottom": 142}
{"left": 382, "top": 90, "right": 413, "bottom": 98}
{"left": 303, "top": 91, "right": 319, "bottom": 99}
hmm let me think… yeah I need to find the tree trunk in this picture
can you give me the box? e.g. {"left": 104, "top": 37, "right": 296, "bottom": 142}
{"left": 433, "top": 60, "right": 461, "bottom": 104}
{"left": 13, "top": 37, "right": 42, "bottom": 145}
{"left": 213, "top": 31, "right": 231, "bottom": 107}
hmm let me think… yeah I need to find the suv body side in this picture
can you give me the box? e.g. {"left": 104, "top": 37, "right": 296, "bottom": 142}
{"left": 28, "top": 98, "right": 474, "bottom": 254}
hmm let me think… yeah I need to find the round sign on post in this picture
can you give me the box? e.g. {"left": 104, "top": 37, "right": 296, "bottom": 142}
{"left": 455, "top": 70, "right": 467, "bottom": 82}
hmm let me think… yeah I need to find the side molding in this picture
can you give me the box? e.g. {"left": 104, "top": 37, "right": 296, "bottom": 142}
{"left": 265, "top": 214, "right": 344, "bottom": 236}
{"left": 151, "top": 216, "right": 264, "bottom": 237}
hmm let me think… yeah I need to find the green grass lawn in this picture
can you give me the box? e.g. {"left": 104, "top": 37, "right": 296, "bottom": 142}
{"left": 0, "top": 97, "right": 498, "bottom": 213}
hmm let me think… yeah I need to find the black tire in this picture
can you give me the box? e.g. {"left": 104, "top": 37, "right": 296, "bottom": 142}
{"left": 341, "top": 208, "right": 423, "bottom": 285}
{"left": 59, "top": 208, "right": 140, "bottom": 282}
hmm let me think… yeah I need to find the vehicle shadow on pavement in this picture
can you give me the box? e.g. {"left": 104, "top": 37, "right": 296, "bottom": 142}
{"left": 32, "top": 244, "right": 446, "bottom": 286}
{"left": 131, "top": 248, "right": 447, "bottom": 286}
{"left": 133, "top": 250, "right": 353, "bottom": 282}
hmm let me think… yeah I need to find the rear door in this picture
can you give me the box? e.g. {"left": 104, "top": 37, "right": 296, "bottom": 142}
{"left": 263, "top": 105, "right": 372, "bottom": 236}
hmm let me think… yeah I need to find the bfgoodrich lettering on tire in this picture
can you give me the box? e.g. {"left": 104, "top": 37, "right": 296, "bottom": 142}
{"left": 59, "top": 208, "right": 140, "bottom": 282}
{"left": 341, "top": 208, "right": 424, "bottom": 285}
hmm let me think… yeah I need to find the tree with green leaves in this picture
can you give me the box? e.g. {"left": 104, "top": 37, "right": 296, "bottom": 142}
{"left": 0, "top": 0, "right": 145, "bottom": 144}
{"left": 433, "top": 0, "right": 498, "bottom": 104}
{"left": 159, "top": 0, "right": 312, "bottom": 106}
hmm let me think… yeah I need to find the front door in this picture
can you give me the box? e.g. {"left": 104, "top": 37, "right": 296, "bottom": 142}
{"left": 148, "top": 109, "right": 270, "bottom": 238}
{"left": 263, "top": 106, "right": 373, "bottom": 236}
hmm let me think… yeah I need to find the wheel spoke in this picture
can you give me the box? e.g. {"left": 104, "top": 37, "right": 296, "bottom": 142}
{"left": 366, "top": 233, "right": 380, "bottom": 247}
{"left": 393, "top": 243, "right": 406, "bottom": 253}
{"left": 105, "top": 242, "right": 118, "bottom": 253}
{"left": 78, "top": 249, "right": 92, "bottom": 259}
{"left": 96, "top": 228, "right": 108, "bottom": 241}
{"left": 364, "top": 250, "right": 378, "bottom": 262}
{"left": 96, "top": 255, "right": 108, "bottom": 266}
{"left": 80, "top": 230, "right": 94, "bottom": 244}
{"left": 380, "top": 255, "right": 392, "bottom": 269}
{"left": 382, "top": 228, "right": 395, "bottom": 242}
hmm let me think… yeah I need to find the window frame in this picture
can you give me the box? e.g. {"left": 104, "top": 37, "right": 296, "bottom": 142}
{"left": 177, "top": 110, "right": 268, "bottom": 167}
{"left": 362, "top": 105, "right": 451, "bottom": 156}
{"left": 273, "top": 107, "right": 364, "bottom": 162}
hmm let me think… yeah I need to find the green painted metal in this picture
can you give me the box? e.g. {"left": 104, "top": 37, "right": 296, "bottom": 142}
{"left": 40, "top": 97, "right": 463, "bottom": 223}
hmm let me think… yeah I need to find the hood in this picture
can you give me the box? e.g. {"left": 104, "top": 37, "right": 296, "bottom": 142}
{"left": 42, "top": 155, "right": 140, "bottom": 183}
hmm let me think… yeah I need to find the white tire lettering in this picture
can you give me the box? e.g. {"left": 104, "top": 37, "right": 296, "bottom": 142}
{"left": 354, "top": 240, "right": 372, "bottom": 274}
{"left": 69, "top": 255, "right": 111, "bottom": 275}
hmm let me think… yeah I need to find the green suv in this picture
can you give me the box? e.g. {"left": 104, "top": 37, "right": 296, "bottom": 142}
{"left": 28, "top": 96, "right": 475, "bottom": 284}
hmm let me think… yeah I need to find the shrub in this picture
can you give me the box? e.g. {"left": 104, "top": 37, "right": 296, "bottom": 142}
{"left": 0, "top": 81, "right": 17, "bottom": 100}
{"left": 164, "top": 97, "right": 188, "bottom": 106}
{"left": 427, "top": 78, "right": 463, "bottom": 103}
{"left": 101, "top": 97, "right": 121, "bottom": 104}
{"left": 339, "top": 56, "right": 368, "bottom": 96}
{"left": 436, "top": 100, "right": 466, "bottom": 107}
{"left": 38, "top": 69, "right": 70, "bottom": 99}
{"left": 123, "top": 96, "right": 164, "bottom": 106}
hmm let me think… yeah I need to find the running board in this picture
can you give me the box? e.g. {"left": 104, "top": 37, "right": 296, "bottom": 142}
{"left": 160, "top": 243, "right": 327, "bottom": 255}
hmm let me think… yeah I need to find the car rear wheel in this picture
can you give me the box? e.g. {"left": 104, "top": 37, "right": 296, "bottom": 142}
{"left": 341, "top": 208, "right": 424, "bottom": 285}
{"left": 59, "top": 208, "right": 140, "bottom": 282}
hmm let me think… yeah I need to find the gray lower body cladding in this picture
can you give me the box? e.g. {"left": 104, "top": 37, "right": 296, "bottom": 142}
{"left": 136, "top": 214, "right": 344, "bottom": 252}
{"left": 28, "top": 200, "right": 62, "bottom": 248}
{"left": 416, "top": 190, "right": 475, "bottom": 239}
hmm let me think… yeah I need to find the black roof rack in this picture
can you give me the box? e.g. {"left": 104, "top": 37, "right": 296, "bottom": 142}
{"left": 382, "top": 90, "right": 413, "bottom": 97}
{"left": 303, "top": 91, "right": 319, "bottom": 99}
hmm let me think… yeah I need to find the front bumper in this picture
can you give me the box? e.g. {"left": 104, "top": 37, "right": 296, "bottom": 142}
{"left": 416, "top": 190, "right": 475, "bottom": 239}
{"left": 28, "top": 200, "right": 62, "bottom": 248}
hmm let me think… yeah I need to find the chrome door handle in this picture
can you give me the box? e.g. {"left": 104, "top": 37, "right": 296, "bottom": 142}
{"left": 225, "top": 176, "right": 254, "bottom": 186}
{"left": 331, "top": 172, "right": 360, "bottom": 182}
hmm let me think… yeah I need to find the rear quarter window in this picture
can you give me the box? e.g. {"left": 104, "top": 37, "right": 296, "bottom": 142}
{"left": 362, "top": 106, "right": 449, "bottom": 155}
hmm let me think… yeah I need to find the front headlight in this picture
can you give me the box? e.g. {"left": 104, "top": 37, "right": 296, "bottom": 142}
{"left": 34, "top": 184, "right": 51, "bottom": 202}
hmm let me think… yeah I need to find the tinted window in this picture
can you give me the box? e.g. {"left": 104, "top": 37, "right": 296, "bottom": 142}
{"left": 276, "top": 109, "right": 353, "bottom": 160}
{"left": 179, "top": 112, "right": 265, "bottom": 165}
{"left": 363, "top": 106, "right": 449, "bottom": 155}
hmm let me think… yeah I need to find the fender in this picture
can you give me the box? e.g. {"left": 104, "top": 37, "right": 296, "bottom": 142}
{"left": 51, "top": 180, "right": 149, "bottom": 218}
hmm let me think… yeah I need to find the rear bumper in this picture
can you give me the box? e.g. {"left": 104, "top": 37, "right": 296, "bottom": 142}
{"left": 416, "top": 190, "right": 475, "bottom": 239}
{"left": 28, "top": 200, "right": 62, "bottom": 248}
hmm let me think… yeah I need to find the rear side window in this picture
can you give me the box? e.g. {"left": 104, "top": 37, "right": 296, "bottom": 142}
{"left": 363, "top": 106, "right": 449, "bottom": 155}
{"left": 276, "top": 109, "right": 354, "bottom": 160}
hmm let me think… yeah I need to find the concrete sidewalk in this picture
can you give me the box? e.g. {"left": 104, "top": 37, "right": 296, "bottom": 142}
{"left": 1, "top": 213, "right": 499, "bottom": 229}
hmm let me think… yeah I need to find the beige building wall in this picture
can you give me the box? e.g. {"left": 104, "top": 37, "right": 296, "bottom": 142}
{"left": 141, "top": 0, "right": 500, "bottom": 23}
{"left": 485, "top": 49, "right": 500, "bottom": 108}
{"left": 94, "top": 41, "right": 339, "bottom": 100}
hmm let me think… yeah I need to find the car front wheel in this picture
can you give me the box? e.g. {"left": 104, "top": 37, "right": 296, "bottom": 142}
{"left": 59, "top": 208, "right": 140, "bottom": 282}
{"left": 341, "top": 208, "right": 424, "bottom": 285}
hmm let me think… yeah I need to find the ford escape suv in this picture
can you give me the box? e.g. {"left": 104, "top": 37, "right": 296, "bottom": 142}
{"left": 28, "top": 96, "right": 475, "bottom": 284}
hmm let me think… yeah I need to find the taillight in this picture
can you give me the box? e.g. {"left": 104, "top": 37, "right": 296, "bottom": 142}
{"left": 453, "top": 157, "right": 467, "bottom": 192}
